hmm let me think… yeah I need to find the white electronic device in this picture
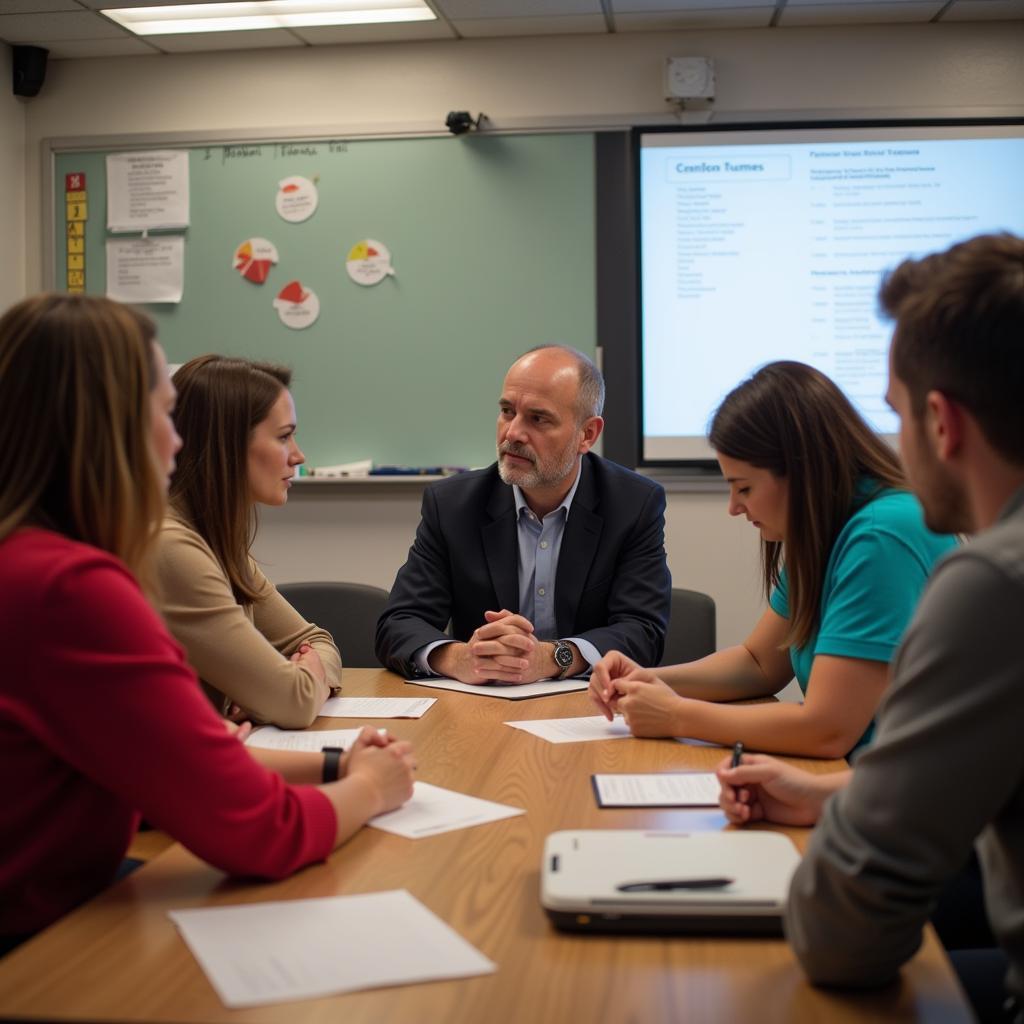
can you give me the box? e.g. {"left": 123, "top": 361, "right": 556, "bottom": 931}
{"left": 664, "top": 56, "right": 715, "bottom": 100}
{"left": 541, "top": 829, "right": 800, "bottom": 935}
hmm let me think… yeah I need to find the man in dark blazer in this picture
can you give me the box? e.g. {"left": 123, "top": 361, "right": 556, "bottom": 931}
{"left": 375, "top": 345, "right": 671, "bottom": 682}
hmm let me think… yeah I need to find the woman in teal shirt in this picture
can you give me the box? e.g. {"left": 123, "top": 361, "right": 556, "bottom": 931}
{"left": 590, "top": 361, "right": 957, "bottom": 759}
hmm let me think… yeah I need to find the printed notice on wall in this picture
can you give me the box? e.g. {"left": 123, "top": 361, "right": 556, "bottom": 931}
{"left": 106, "top": 150, "right": 190, "bottom": 232}
{"left": 106, "top": 236, "right": 185, "bottom": 303}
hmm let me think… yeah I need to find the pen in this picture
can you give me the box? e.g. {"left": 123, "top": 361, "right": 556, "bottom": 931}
{"left": 617, "top": 878, "right": 735, "bottom": 892}
{"left": 731, "top": 741, "right": 744, "bottom": 768}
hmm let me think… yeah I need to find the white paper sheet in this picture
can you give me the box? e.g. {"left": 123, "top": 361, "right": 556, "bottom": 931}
{"left": 107, "top": 150, "right": 189, "bottom": 231}
{"left": 369, "top": 781, "right": 524, "bottom": 839}
{"left": 406, "top": 676, "right": 588, "bottom": 700}
{"left": 319, "top": 696, "right": 435, "bottom": 719}
{"left": 169, "top": 889, "right": 495, "bottom": 1008}
{"left": 244, "top": 726, "right": 361, "bottom": 752}
{"left": 504, "top": 715, "right": 632, "bottom": 744}
{"left": 592, "top": 772, "right": 721, "bottom": 807}
{"left": 105, "top": 236, "right": 184, "bottom": 303}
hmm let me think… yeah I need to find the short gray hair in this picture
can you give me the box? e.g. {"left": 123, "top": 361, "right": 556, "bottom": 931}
{"left": 522, "top": 344, "right": 605, "bottom": 422}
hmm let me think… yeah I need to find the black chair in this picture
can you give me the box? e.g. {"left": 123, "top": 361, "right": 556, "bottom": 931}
{"left": 659, "top": 588, "right": 716, "bottom": 667}
{"left": 277, "top": 581, "right": 390, "bottom": 668}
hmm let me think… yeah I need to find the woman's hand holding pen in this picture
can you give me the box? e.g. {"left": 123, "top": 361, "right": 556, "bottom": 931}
{"left": 716, "top": 753, "right": 847, "bottom": 827}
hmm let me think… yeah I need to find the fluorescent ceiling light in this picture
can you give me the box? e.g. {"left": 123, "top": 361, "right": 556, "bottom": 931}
{"left": 104, "top": 0, "right": 436, "bottom": 35}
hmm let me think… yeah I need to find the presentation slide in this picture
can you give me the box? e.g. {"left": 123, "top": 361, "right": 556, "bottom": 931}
{"left": 639, "top": 124, "right": 1024, "bottom": 462}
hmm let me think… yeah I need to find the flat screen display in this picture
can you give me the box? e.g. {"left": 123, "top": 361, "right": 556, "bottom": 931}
{"left": 638, "top": 122, "right": 1024, "bottom": 463}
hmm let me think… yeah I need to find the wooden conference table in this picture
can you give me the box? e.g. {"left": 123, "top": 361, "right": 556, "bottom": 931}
{"left": 0, "top": 669, "right": 970, "bottom": 1023}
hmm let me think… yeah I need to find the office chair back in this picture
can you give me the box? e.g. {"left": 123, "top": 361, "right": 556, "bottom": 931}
{"left": 277, "top": 581, "right": 390, "bottom": 668}
{"left": 659, "top": 588, "right": 717, "bottom": 667}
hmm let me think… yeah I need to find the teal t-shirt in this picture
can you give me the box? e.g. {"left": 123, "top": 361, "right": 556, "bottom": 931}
{"left": 769, "top": 480, "right": 957, "bottom": 755}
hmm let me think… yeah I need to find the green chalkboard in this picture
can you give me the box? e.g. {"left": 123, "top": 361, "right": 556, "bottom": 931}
{"left": 53, "top": 134, "right": 596, "bottom": 469}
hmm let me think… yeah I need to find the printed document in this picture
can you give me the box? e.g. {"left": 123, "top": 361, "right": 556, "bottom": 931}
{"left": 592, "top": 772, "right": 720, "bottom": 807}
{"left": 407, "top": 677, "right": 588, "bottom": 700}
{"left": 320, "top": 696, "right": 435, "bottom": 718}
{"left": 245, "top": 726, "right": 361, "bottom": 752}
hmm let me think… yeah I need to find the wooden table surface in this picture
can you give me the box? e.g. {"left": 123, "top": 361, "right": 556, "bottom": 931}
{"left": 0, "top": 669, "right": 971, "bottom": 1023}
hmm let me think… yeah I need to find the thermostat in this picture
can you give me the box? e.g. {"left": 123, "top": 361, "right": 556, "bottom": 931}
{"left": 665, "top": 57, "right": 715, "bottom": 100}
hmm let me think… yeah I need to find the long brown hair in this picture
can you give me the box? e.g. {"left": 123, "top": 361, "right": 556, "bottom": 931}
{"left": 169, "top": 355, "right": 291, "bottom": 606}
{"left": 709, "top": 361, "right": 904, "bottom": 650}
{"left": 0, "top": 293, "right": 164, "bottom": 581}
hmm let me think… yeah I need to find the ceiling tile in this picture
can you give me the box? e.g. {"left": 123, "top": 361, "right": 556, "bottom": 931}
{"left": 939, "top": 0, "right": 1024, "bottom": 19}
{"left": 47, "top": 35, "right": 162, "bottom": 58}
{"left": 290, "top": 19, "right": 456, "bottom": 42}
{"left": 434, "top": 0, "right": 601, "bottom": 16}
{"left": 616, "top": 7, "right": 773, "bottom": 28}
{"left": 75, "top": 0, "right": 248, "bottom": 7}
{"left": 0, "top": 10, "right": 129, "bottom": 42}
{"left": 0, "top": 1, "right": 79, "bottom": 13}
{"left": 152, "top": 27, "right": 305, "bottom": 52}
{"left": 780, "top": 2, "right": 942, "bottom": 23}
{"left": 611, "top": 0, "right": 772, "bottom": 10}
{"left": 452, "top": 13, "right": 608, "bottom": 35}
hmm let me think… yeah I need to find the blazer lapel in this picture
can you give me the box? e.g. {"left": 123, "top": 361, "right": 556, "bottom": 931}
{"left": 482, "top": 478, "right": 519, "bottom": 612}
{"left": 555, "top": 457, "right": 603, "bottom": 634}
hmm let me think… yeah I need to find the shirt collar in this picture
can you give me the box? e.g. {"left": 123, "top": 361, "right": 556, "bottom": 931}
{"left": 513, "top": 461, "right": 583, "bottom": 522}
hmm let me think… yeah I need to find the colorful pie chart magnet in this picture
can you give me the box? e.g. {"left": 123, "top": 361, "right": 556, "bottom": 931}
{"left": 276, "top": 176, "right": 318, "bottom": 223}
{"left": 273, "top": 280, "right": 320, "bottom": 330}
{"left": 346, "top": 239, "right": 395, "bottom": 286}
{"left": 233, "top": 237, "right": 278, "bottom": 285}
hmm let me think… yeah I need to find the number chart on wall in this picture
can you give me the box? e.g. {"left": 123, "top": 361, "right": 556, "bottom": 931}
{"left": 52, "top": 133, "right": 596, "bottom": 470}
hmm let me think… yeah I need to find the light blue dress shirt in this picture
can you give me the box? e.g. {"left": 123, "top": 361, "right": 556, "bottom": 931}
{"left": 414, "top": 464, "right": 600, "bottom": 676}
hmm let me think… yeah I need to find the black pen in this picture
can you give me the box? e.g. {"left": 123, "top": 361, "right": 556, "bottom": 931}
{"left": 731, "top": 741, "right": 744, "bottom": 768}
{"left": 617, "top": 878, "right": 734, "bottom": 892}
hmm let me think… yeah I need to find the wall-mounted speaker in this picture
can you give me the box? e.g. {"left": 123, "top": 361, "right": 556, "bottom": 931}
{"left": 13, "top": 45, "right": 49, "bottom": 98}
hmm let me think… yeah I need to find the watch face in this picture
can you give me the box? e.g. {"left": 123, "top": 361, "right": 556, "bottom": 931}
{"left": 554, "top": 643, "right": 574, "bottom": 669}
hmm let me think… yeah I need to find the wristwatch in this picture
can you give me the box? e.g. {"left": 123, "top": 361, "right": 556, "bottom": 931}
{"left": 552, "top": 640, "right": 576, "bottom": 679}
{"left": 321, "top": 746, "right": 344, "bottom": 783}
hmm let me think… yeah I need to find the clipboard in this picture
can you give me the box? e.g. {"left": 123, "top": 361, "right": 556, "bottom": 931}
{"left": 541, "top": 830, "right": 800, "bottom": 935}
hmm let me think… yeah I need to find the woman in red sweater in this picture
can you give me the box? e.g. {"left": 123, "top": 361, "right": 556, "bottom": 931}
{"left": 0, "top": 294, "right": 415, "bottom": 954}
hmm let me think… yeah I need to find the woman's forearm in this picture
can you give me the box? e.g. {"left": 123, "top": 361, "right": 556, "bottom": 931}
{"left": 672, "top": 698, "right": 854, "bottom": 759}
{"left": 659, "top": 645, "right": 788, "bottom": 702}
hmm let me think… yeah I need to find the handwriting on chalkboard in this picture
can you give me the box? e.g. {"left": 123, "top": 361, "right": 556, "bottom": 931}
{"left": 200, "top": 142, "right": 350, "bottom": 163}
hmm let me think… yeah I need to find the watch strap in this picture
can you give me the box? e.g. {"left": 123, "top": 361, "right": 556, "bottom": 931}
{"left": 321, "top": 746, "right": 344, "bottom": 784}
{"left": 552, "top": 640, "right": 576, "bottom": 679}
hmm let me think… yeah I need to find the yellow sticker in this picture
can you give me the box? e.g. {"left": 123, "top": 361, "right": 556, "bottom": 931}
{"left": 67, "top": 270, "right": 85, "bottom": 287}
{"left": 66, "top": 202, "right": 87, "bottom": 222}
{"left": 65, "top": 190, "right": 87, "bottom": 203}
{"left": 67, "top": 237, "right": 84, "bottom": 255}
{"left": 67, "top": 221, "right": 84, "bottom": 238}
{"left": 67, "top": 254, "right": 85, "bottom": 271}
{"left": 66, "top": 285, "right": 85, "bottom": 294}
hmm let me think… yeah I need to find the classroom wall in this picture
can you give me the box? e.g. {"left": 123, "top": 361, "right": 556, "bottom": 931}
{"left": 0, "top": 45, "right": 26, "bottom": 313}
{"left": 10, "top": 23, "right": 1024, "bottom": 649}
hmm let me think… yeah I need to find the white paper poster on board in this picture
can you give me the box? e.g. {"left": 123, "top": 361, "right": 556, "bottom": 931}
{"left": 273, "top": 280, "right": 320, "bottom": 329}
{"left": 105, "top": 236, "right": 185, "bottom": 304}
{"left": 106, "top": 150, "right": 190, "bottom": 232}
{"left": 346, "top": 239, "right": 394, "bottom": 285}
{"left": 276, "top": 175, "right": 318, "bottom": 223}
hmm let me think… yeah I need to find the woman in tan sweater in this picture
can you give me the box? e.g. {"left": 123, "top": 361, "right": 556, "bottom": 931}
{"left": 156, "top": 355, "right": 341, "bottom": 727}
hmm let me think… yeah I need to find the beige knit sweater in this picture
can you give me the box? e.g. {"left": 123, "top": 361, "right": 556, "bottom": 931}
{"left": 154, "top": 513, "right": 342, "bottom": 728}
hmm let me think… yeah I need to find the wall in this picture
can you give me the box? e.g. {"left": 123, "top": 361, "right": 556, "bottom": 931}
{"left": 0, "top": 45, "right": 26, "bottom": 312}
{"left": 14, "top": 23, "right": 1024, "bottom": 650}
